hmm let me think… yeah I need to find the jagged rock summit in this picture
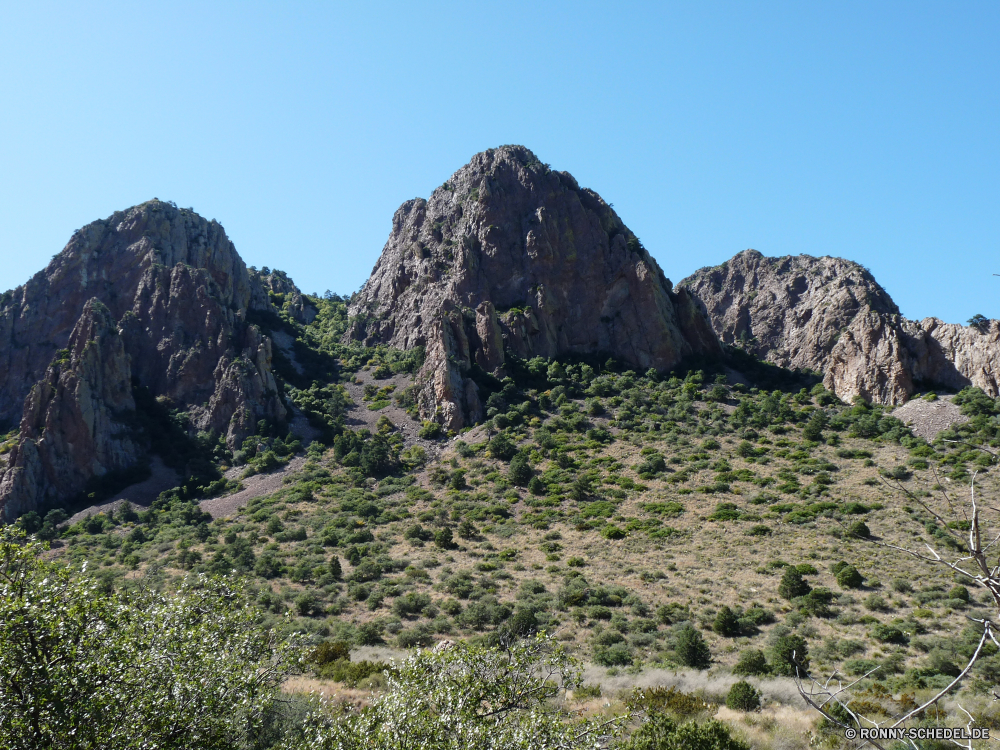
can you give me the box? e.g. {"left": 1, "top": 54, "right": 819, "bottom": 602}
{"left": 347, "top": 145, "right": 720, "bottom": 429}
{"left": 0, "top": 200, "right": 289, "bottom": 520}
{"left": 681, "top": 249, "right": 1000, "bottom": 404}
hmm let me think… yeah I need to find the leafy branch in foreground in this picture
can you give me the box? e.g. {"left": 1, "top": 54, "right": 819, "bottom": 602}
{"left": 284, "top": 634, "right": 628, "bottom": 750}
{"left": 795, "top": 445, "right": 1000, "bottom": 750}
{"left": 0, "top": 527, "right": 304, "bottom": 750}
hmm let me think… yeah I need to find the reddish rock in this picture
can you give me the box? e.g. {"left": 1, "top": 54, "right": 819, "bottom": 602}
{"left": 0, "top": 200, "right": 287, "bottom": 518}
{"left": 0, "top": 299, "right": 142, "bottom": 521}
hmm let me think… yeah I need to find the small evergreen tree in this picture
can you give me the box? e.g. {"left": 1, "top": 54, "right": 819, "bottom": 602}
{"left": 509, "top": 454, "right": 533, "bottom": 486}
{"left": 769, "top": 633, "right": 809, "bottom": 676}
{"left": 675, "top": 624, "right": 711, "bottom": 669}
{"left": 732, "top": 649, "right": 770, "bottom": 676}
{"left": 726, "top": 680, "right": 761, "bottom": 711}
{"left": 713, "top": 606, "right": 740, "bottom": 637}
{"left": 778, "top": 567, "right": 811, "bottom": 599}
{"left": 836, "top": 565, "right": 864, "bottom": 589}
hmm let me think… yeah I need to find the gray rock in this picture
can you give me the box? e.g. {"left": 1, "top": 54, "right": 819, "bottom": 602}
{"left": 681, "top": 249, "right": 1000, "bottom": 403}
{"left": 347, "top": 145, "right": 720, "bottom": 429}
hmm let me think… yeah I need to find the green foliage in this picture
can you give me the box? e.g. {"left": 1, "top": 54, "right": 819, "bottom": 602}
{"left": 732, "top": 649, "right": 770, "bottom": 676}
{"left": 285, "top": 635, "right": 627, "bottom": 750}
{"left": 725, "top": 681, "right": 761, "bottom": 711}
{"left": 675, "top": 624, "right": 711, "bottom": 669}
{"left": 619, "top": 714, "right": 750, "bottom": 750}
{"left": 508, "top": 454, "right": 533, "bottom": 486}
{"left": 769, "top": 633, "right": 809, "bottom": 676}
{"left": 777, "top": 567, "right": 811, "bottom": 600}
{"left": 418, "top": 421, "right": 443, "bottom": 439}
{"left": 713, "top": 606, "right": 741, "bottom": 637}
{"left": 487, "top": 432, "right": 517, "bottom": 461}
{"left": 0, "top": 528, "right": 301, "bottom": 749}
{"left": 836, "top": 565, "right": 864, "bottom": 589}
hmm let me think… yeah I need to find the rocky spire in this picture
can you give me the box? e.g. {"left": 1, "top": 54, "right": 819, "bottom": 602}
{"left": 347, "top": 145, "right": 721, "bottom": 429}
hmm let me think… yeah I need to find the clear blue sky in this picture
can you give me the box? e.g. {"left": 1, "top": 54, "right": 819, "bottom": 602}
{"left": 1, "top": 2, "right": 997, "bottom": 324}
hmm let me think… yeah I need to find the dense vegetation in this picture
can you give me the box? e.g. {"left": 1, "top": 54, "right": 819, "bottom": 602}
{"left": 9, "top": 285, "right": 1000, "bottom": 747}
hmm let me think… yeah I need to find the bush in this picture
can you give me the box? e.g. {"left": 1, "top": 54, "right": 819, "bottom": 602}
{"left": 487, "top": 433, "right": 517, "bottom": 461}
{"left": 418, "top": 421, "right": 442, "bottom": 439}
{"left": 619, "top": 715, "right": 750, "bottom": 750}
{"left": 769, "top": 634, "right": 809, "bottom": 676}
{"left": 509, "top": 454, "right": 533, "bottom": 486}
{"left": 732, "top": 649, "right": 770, "bottom": 676}
{"left": 675, "top": 624, "right": 711, "bottom": 669}
{"left": 593, "top": 642, "right": 633, "bottom": 666}
{"left": 778, "top": 567, "right": 811, "bottom": 600}
{"left": 836, "top": 565, "right": 864, "bottom": 589}
{"left": 713, "top": 606, "right": 740, "bottom": 637}
{"left": 292, "top": 635, "right": 627, "bottom": 748}
{"left": 847, "top": 520, "right": 871, "bottom": 538}
{"left": 0, "top": 528, "right": 301, "bottom": 749}
{"left": 949, "top": 585, "right": 971, "bottom": 603}
{"left": 434, "top": 527, "right": 454, "bottom": 549}
{"left": 871, "top": 624, "right": 907, "bottom": 644}
{"left": 725, "top": 680, "right": 761, "bottom": 711}
{"left": 601, "top": 525, "right": 626, "bottom": 540}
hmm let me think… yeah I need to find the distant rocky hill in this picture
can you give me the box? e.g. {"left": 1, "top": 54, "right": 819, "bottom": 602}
{"left": 680, "top": 249, "right": 999, "bottom": 404}
{"left": 0, "top": 201, "right": 289, "bottom": 521}
{"left": 347, "top": 145, "right": 720, "bottom": 429}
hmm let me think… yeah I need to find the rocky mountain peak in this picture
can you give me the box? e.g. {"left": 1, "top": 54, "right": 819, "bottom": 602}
{"left": 681, "top": 250, "right": 1000, "bottom": 404}
{"left": 348, "top": 145, "right": 720, "bottom": 429}
{"left": 0, "top": 201, "right": 288, "bottom": 520}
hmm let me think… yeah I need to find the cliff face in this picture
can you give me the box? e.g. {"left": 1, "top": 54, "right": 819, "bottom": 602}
{"left": 0, "top": 300, "right": 143, "bottom": 520}
{"left": 347, "top": 145, "right": 720, "bottom": 429}
{"left": 680, "top": 249, "right": 1000, "bottom": 404}
{"left": 0, "top": 200, "right": 287, "bottom": 520}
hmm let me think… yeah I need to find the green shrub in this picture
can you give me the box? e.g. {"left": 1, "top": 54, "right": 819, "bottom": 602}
{"left": 675, "top": 624, "right": 711, "bottom": 669}
{"left": 488, "top": 433, "right": 517, "bottom": 461}
{"left": 0, "top": 528, "right": 301, "bottom": 749}
{"left": 948, "top": 585, "right": 971, "bottom": 603}
{"left": 725, "top": 680, "right": 761, "bottom": 711}
{"left": 836, "top": 565, "right": 864, "bottom": 589}
{"left": 778, "top": 567, "right": 811, "bottom": 600}
{"left": 418, "top": 421, "right": 442, "bottom": 439}
{"left": 713, "top": 606, "right": 740, "bottom": 637}
{"left": 601, "top": 525, "right": 626, "bottom": 540}
{"left": 732, "top": 649, "right": 770, "bottom": 676}
{"left": 769, "top": 634, "right": 809, "bottom": 676}
{"left": 593, "top": 642, "right": 633, "bottom": 666}
{"left": 847, "top": 520, "right": 871, "bottom": 538}
{"left": 620, "top": 715, "right": 750, "bottom": 750}
{"left": 509, "top": 454, "right": 533, "bottom": 486}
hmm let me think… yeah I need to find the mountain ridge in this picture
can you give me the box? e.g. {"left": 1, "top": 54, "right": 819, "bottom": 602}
{"left": 680, "top": 248, "right": 1000, "bottom": 404}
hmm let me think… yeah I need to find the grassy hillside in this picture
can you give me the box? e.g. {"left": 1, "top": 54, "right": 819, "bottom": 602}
{"left": 29, "top": 292, "right": 1000, "bottom": 745}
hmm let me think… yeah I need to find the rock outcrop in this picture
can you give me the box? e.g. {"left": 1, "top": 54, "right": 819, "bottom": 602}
{"left": 0, "top": 299, "right": 143, "bottom": 520}
{"left": 0, "top": 200, "right": 287, "bottom": 520}
{"left": 347, "top": 145, "right": 720, "bottom": 429}
{"left": 680, "top": 249, "right": 1000, "bottom": 403}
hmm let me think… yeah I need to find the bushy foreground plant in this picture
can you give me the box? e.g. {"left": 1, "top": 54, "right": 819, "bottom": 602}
{"left": 283, "top": 635, "right": 627, "bottom": 750}
{"left": 0, "top": 527, "right": 302, "bottom": 750}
